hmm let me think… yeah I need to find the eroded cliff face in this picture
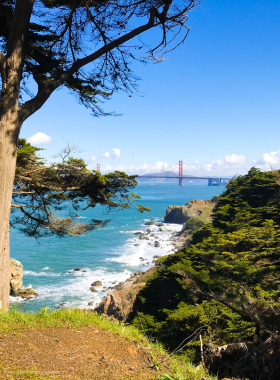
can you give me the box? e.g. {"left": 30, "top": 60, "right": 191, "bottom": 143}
{"left": 10, "top": 258, "right": 38, "bottom": 298}
{"left": 10, "top": 258, "right": 23, "bottom": 296}
{"left": 164, "top": 196, "right": 219, "bottom": 224}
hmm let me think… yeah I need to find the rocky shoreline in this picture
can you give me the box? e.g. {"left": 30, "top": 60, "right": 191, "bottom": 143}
{"left": 10, "top": 197, "right": 217, "bottom": 310}
{"left": 91, "top": 196, "right": 218, "bottom": 320}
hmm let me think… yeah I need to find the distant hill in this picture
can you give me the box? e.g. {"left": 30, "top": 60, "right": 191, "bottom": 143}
{"left": 137, "top": 171, "right": 200, "bottom": 182}
{"left": 140, "top": 171, "right": 179, "bottom": 177}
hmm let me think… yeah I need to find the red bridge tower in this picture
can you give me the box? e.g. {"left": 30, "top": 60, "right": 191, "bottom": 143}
{"left": 97, "top": 164, "right": 100, "bottom": 172}
{"left": 179, "top": 160, "right": 183, "bottom": 186}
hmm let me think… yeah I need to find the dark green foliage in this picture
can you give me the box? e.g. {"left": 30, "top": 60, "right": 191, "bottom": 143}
{"left": 212, "top": 167, "right": 280, "bottom": 232}
{"left": 183, "top": 217, "right": 205, "bottom": 234}
{"left": 129, "top": 168, "right": 280, "bottom": 368}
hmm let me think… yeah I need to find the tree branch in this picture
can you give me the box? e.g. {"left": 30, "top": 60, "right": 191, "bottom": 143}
{"left": 19, "top": 8, "right": 158, "bottom": 122}
{"left": 66, "top": 7, "right": 158, "bottom": 77}
{"left": 0, "top": 50, "right": 5, "bottom": 67}
{"left": 11, "top": 204, "right": 30, "bottom": 208}
{"left": 16, "top": 174, "right": 81, "bottom": 191}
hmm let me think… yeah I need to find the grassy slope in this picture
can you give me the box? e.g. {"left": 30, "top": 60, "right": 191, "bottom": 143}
{"left": 0, "top": 308, "right": 214, "bottom": 380}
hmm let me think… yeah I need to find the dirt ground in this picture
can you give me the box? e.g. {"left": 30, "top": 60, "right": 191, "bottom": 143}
{"left": 0, "top": 326, "right": 170, "bottom": 379}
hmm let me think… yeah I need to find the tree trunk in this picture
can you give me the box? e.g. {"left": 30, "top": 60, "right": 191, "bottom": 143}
{"left": 0, "top": 115, "right": 20, "bottom": 310}
{"left": 0, "top": 0, "right": 35, "bottom": 310}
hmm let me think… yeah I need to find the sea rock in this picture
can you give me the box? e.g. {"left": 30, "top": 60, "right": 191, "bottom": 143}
{"left": 88, "top": 301, "right": 94, "bottom": 306}
{"left": 16, "top": 288, "right": 38, "bottom": 299}
{"left": 10, "top": 258, "right": 38, "bottom": 298}
{"left": 139, "top": 235, "right": 149, "bottom": 240}
{"left": 150, "top": 233, "right": 155, "bottom": 237}
{"left": 134, "top": 244, "right": 139, "bottom": 246}
{"left": 159, "top": 226, "right": 167, "bottom": 232}
{"left": 135, "top": 232, "right": 142, "bottom": 235}
{"left": 146, "top": 229, "right": 152, "bottom": 233}
{"left": 155, "top": 241, "right": 160, "bottom": 247}
{"left": 10, "top": 258, "right": 23, "bottom": 296}
{"left": 157, "top": 223, "right": 164, "bottom": 227}
{"left": 74, "top": 268, "right": 81, "bottom": 271}
{"left": 94, "top": 283, "right": 146, "bottom": 321}
{"left": 164, "top": 196, "right": 219, "bottom": 224}
{"left": 90, "top": 287, "right": 97, "bottom": 292}
{"left": 153, "top": 255, "right": 160, "bottom": 258}
{"left": 145, "top": 222, "right": 156, "bottom": 226}
{"left": 91, "top": 281, "right": 102, "bottom": 286}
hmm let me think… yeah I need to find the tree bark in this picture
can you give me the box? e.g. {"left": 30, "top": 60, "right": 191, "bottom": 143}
{"left": 0, "top": 115, "right": 21, "bottom": 311}
{"left": 0, "top": 0, "right": 34, "bottom": 310}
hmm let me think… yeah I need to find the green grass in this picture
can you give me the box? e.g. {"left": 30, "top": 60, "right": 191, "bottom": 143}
{"left": 0, "top": 308, "right": 215, "bottom": 380}
{"left": 0, "top": 307, "right": 147, "bottom": 344}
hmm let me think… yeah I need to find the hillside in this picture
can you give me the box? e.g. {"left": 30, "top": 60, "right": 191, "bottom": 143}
{"left": 0, "top": 308, "right": 213, "bottom": 380}
{"left": 128, "top": 168, "right": 280, "bottom": 379}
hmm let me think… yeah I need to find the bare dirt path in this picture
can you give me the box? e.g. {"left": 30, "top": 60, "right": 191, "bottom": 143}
{"left": 0, "top": 325, "right": 169, "bottom": 379}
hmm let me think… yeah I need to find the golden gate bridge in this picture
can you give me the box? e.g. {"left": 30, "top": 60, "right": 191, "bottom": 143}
{"left": 96, "top": 161, "right": 231, "bottom": 186}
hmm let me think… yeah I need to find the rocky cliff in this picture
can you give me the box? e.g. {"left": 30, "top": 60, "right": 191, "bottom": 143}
{"left": 164, "top": 196, "right": 219, "bottom": 224}
{"left": 10, "top": 258, "right": 23, "bottom": 296}
{"left": 94, "top": 267, "right": 158, "bottom": 321}
{"left": 10, "top": 258, "right": 38, "bottom": 298}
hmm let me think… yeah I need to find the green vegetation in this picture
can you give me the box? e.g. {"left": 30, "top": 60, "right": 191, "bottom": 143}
{"left": 0, "top": 308, "right": 145, "bottom": 344}
{"left": 182, "top": 217, "right": 206, "bottom": 234}
{"left": 129, "top": 168, "right": 280, "bottom": 377}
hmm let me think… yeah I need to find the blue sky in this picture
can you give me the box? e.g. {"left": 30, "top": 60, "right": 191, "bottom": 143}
{"left": 22, "top": 0, "right": 280, "bottom": 176}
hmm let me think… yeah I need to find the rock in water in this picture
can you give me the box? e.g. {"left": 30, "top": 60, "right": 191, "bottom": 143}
{"left": 159, "top": 226, "right": 167, "bottom": 232}
{"left": 16, "top": 288, "right": 38, "bottom": 299}
{"left": 145, "top": 222, "right": 156, "bottom": 226}
{"left": 74, "top": 268, "right": 81, "bottom": 271}
{"left": 90, "top": 287, "right": 97, "bottom": 292}
{"left": 10, "top": 258, "right": 38, "bottom": 298}
{"left": 10, "top": 258, "right": 23, "bottom": 296}
{"left": 139, "top": 235, "right": 149, "bottom": 240}
{"left": 155, "top": 241, "right": 160, "bottom": 247}
{"left": 91, "top": 281, "right": 102, "bottom": 286}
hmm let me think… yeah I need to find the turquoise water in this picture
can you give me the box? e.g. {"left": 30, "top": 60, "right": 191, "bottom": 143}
{"left": 10, "top": 182, "right": 225, "bottom": 312}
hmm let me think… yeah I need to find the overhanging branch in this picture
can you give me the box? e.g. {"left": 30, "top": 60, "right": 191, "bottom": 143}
{"left": 0, "top": 50, "right": 5, "bottom": 68}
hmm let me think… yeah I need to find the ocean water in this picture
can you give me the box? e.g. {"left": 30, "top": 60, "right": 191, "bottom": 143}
{"left": 9, "top": 182, "right": 225, "bottom": 312}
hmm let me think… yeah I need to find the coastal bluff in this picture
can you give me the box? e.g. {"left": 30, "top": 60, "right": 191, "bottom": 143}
{"left": 10, "top": 258, "right": 38, "bottom": 298}
{"left": 94, "top": 197, "right": 219, "bottom": 321}
{"left": 164, "top": 196, "right": 219, "bottom": 224}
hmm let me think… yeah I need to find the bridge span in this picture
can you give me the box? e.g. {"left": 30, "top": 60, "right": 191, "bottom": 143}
{"left": 138, "top": 161, "right": 231, "bottom": 186}
{"left": 138, "top": 175, "right": 231, "bottom": 186}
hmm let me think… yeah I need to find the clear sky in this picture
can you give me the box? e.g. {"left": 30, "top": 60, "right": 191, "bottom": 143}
{"left": 22, "top": 0, "right": 280, "bottom": 177}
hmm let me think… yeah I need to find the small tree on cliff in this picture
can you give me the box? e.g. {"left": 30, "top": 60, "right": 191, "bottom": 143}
{"left": 0, "top": 0, "right": 198, "bottom": 309}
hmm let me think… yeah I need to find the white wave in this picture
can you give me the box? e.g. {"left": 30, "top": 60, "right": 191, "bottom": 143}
{"left": 24, "top": 268, "right": 133, "bottom": 309}
{"left": 106, "top": 223, "right": 182, "bottom": 267}
{"left": 23, "top": 270, "right": 63, "bottom": 277}
{"left": 13, "top": 221, "right": 183, "bottom": 310}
